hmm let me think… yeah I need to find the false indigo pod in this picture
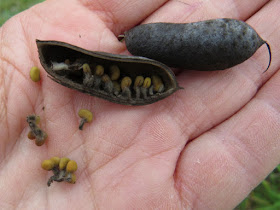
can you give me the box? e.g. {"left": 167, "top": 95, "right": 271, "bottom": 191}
{"left": 124, "top": 18, "right": 271, "bottom": 71}
{"left": 36, "top": 40, "right": 181, "bottom": 106}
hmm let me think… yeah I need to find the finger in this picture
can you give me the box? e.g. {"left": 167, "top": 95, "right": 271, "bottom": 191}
{"left": 144, "top": 0, "right": 269, "bottom": 23}
{"left": 173, "top": 2, "right": 280, "bottom": 208}
{"left": 175, "top": 71, "right": 280, "bottom": 209}
{"left": 79, "top": 0, "right": 168, "bottom": 33}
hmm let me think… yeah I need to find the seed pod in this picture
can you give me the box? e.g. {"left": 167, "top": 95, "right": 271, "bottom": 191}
{"left": 124, "top": 18, "right": 271, "bottom": 71}
{"left": 36, "top": 40, "right": 181, "bottom": 106}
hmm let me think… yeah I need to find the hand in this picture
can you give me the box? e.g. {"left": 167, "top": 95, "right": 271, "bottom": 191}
{"left": 0, "top": 0, "right": 279, "bottom": 209}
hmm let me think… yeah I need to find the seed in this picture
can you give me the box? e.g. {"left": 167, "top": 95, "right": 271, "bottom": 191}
{"left": 134, "top": 76, "right": 144, "bottom": 88}
{"left": 35, "top": 116, "right": 40, "bottom": 124}
{"left": 78, "top": 109, "right": 93, "bottom": 130}
{"left": 109, "top": 65, "right": 120, "bottom": 80}
{"left": 27, "top": 131, "right": 36, "bottom": 140}
{"left": 66, "top": 160, "right": 78, "bottom": 173}
{"left": 83, "top": 63, "right": 94, "bottom": 87}
{"left": 59, "top": 157, "right": 70, "bottom": 170}
{"left": 121, "top": 77, "right": 132, "bottom": 90}
{"left": 30, "top": 66, "right": 41, "bottom": 82}
{"left": 95, "top": 65, "right": 104, "bottom": 76}
{"left": 124, "top": 18, "right": 271, "bottom": 71}
{"left": 143, "top": 77, "right": 151, "bottom": 88}
{"left": 101, "top": 74, "right": 110, "bottom": 83}
{"left": 102, "top": 74, "right": 114, "bottom": 93}
{"left": 50, "top": 157, "right": 60, "bottom": 167}
{"left": 26, "top": 114, "right": 47, "bottom": 146}
{"left": 42, "top": 159, "right": 55, "bottom": 171}
{"left": 152, "top": 75, "right": 164, "bottom": 93}
{"left": 82, "top": 63, "right": 91, "bottom": 73}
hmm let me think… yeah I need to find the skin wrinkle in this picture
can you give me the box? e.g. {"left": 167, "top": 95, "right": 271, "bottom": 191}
{"left": 95, "top": 141, "right": 179, "bottom": 195}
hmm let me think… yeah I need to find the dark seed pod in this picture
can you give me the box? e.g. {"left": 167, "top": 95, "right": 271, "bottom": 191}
{"left": 124, "top": 18, "right": 271, "bottom": 71}
{"left": 36, "top": 40, "right": 181, "bottom": 106}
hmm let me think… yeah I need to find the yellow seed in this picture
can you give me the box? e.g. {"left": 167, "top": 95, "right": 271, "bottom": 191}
{"left": 95, "top": 65, "right": 104, "bottom": 76}
{"left": 59, "top": 157, "right": 70, "bottom": 170}
{"left": 121, "top": 77, "right": 132, "bottom": 90}
{"left": 109, "top": 65, "right": 120, "bottom": 80}
{"left": 152, "top": 75, "right": 164, "bottom": 92}
{"left": 41, "top": 159, "right": 55, "bottom": 171}
{"left": 78, "top": 109, "right": 93, "bottom": 123}
{"left": 82, "top": 63, "right": 91, "bottom": 73}
{"left": 134, "top": 76, "right": 144, "bottom": 88}
{"left": 27, "top": 131, "right": 36, "bottom": 140}
{"left": 35, "top": 115, "right": 40, "bottom": 124}
{"left": 143, "top": 77, "right": 151, "bottom": 88}
{"left": 50, "top": 157, "right": 60, "bottom": 167}
{"left": 66, "top": 160, "right": 78, "bottom": 173}
{"left": 101, "top": 74, "right": 110, "bottom": 83}
{"left": 30, "top": 66, "right": 41, "bottom": 82}
{"left": 70, "top": 173, "right": 76, "bottom": 184}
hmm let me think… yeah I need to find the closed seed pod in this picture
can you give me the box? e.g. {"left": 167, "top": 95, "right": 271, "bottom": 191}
{"left": 36, "top": 40, "right": 181, "bottom": 106}
{"left": 124, "top": 18, "right": 271, "bottom": 71}
{"left": 66, "top": 160, "right": 78, "bottom": 173}
{"left": 42, "top": 159, "right": 55, "bottom": 171}
{"left": 59, "top": 157, "right": 70, "bottom": 170}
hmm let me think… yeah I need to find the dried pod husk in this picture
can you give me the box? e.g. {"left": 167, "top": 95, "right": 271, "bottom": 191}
{"left": 36, "top": 40, "right": 181, "bottom": 106}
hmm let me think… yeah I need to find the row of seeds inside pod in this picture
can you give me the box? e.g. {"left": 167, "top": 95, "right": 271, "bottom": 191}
{"left": 81, "top": 63, "right": 165, "bottom": 99}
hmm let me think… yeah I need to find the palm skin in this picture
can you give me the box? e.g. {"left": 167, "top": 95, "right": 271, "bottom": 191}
{"left": 0, "top": 0, "right": 280, "bottom": 209}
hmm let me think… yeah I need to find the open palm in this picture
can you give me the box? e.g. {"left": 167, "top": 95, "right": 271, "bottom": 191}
{"left": 0, "top": 0, "right": 279, "bottom": 209}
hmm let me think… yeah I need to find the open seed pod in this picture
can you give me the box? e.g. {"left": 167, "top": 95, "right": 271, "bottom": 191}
{"left": 36, "top": 40, "right": 181, "bottom": 106}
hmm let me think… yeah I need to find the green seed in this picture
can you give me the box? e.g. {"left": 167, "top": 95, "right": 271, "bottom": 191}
{"left": 30, "top": 66, "right": 41, "bottom": 82}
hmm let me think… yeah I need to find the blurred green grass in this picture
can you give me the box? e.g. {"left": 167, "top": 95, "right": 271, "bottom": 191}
{"left": 0, "top": 0, "right": 44, "bottom": 26}
{"left": 1, "top": 0, "right": 279, "bottom": 209}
